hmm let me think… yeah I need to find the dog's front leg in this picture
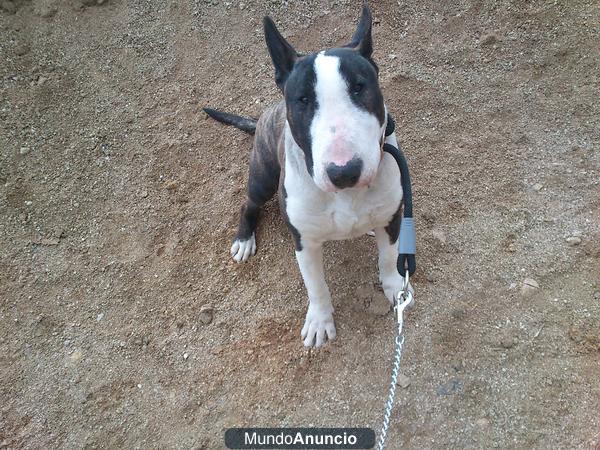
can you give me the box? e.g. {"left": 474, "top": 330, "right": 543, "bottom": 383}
{"left": 374, "top": 227, "right": 414, "bottom": 306}
{"left": 295, "top": 242, "right": 336, "bottom": 347}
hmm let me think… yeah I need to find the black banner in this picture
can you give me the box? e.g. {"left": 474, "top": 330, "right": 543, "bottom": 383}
{"left": 225, "top": 427, "right": 375, "bottom": 449}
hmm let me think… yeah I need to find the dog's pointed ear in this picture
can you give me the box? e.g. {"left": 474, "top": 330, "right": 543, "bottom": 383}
{"left": 264, "top": 16, "right": 298, "bottom": 91}
{"left": 347, "top": 3, "right": 373, "bottom": 59}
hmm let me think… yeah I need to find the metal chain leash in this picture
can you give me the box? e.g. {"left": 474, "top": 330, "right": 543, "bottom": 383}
{"left": 376, "top": 271, "right": 413, "bottom": 450}
{"left": 376, "top": 333, "right": 405, "bottom": 450}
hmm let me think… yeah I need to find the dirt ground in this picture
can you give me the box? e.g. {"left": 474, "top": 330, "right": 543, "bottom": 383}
{"left": 1, "top": 0, "right": 599, "bottom": 448}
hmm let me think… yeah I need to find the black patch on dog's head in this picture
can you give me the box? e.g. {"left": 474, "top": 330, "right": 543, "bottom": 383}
{"left": 325, "top": 48, "right": 384, "bottom": 124}
{"left": 284, "top": 54, "right": 318, "bottom": 176}
{"left": 263, "top": 5, "right": 382, "bottom": 177}
{"left": 264, "top": 16, "right": 298, "bottom": 90}
{"left": 344, "top": 4, "right": 378, "bottom": 73}
{"left": 263, "top": 16, "right": 317, "bottom": 174}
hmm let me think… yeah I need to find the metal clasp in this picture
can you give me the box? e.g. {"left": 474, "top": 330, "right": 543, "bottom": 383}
{"left": 395, "top": 270, "right": 413, "bottom": 335}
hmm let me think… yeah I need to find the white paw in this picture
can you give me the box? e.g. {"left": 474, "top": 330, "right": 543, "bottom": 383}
{"left": 230, "top": 234, "right": 256, "bottom": 263}
{"left": 301, "top": 303, "right": 336, "bottom": 347}
{"left": 381, "top": 273, "right": 415, "bottom": 308}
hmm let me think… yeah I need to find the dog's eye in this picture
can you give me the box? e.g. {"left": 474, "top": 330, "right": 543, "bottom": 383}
{"left": 298, "top": 96, "right": 309, "bottom": 104}
{"left": 352, "top": 83, "right": 364, "bottom": 95}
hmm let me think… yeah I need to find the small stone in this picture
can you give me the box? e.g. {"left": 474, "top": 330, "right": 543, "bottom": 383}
{"left": 139, "top": 190, "right": 148, "bottom": 198}
{"left": 476, "top": 418, "right": 490, "bottom": 428}
{"left": 480, "top": 33, "right": 498, "bottom": 46}
{"left": 421, "top": 211, "right": 436, "bottom": 223}
{"left": 521, "top": 278, "right": 539, "bottom": 296}
{"left": 35, "top": 4, "right": 57, "bottom": 18}
{"left": 500, "top": 336, "right": 517, "bottom": 349}
{"left": 532, "top": 183, "right": 543, "bottom": 191}
{"left": 452, "top": 359, "right": 465, "bottom": 372}
{"left": 199, "top": 306, "right": 213, "bottom": 325}
{"left": 41, "top": 237, "right": 60, "bottom": 246}
{"left": 396, "top": 373, "right": 411, "bottom": 388}
{"left": 96, "top": 313, "right": 104, "bottom": 321}
{"left": 450, "top": 308, "right": 466, "bottom": 320}
{"left": 432, "top": 228, "right": 447, "bottom": 245}
{"left": 165, "top": 180, "right": 178, "bottom": 191}
{"left": 566, "top": 236, "right": 581, "bottom": 246}
{"left": 70, "top": 349, "right": 83, "bottom": 361}
{"left": 15, "top": 44, "right": 30, "bottom": 56}
{"left": 426, "top": 268, "right": 441, "bottom": 283}
{"left": 19, "top": 147, "right": 30, "bottom": 155}
{"left": 507, "top": 242, "right": 518, "bottom": 253}
{"left": 183, "top": 352, "right": 189, "bottom": 360}
{"left": 24, "top": 200, "right": 33, "bottom": 206}
{"left": 436, "top": 378, "right": 463, "bottom": 395}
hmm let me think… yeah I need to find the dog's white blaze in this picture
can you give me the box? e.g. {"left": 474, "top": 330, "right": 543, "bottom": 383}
{"left": 284, "top": 124, "right": 402, "bottom": 243}
{"left": 311, "top": 53, "right": 383, "bottom": 191}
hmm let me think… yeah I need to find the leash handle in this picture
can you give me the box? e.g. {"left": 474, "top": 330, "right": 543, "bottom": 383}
{"left": 397, "top": 217, "right": 416, "bottom": 276}
{"left": 382, "top": 140, "right": 417, "bottom": 277}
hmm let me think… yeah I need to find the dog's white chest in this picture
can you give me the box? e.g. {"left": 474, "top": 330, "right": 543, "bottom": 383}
{"left": 285, "top": 152, "right": 402, "bottom": 243}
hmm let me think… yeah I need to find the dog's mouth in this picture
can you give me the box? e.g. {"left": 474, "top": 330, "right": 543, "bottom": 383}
{"left": 319, "top": 177, "right": 372, "bottom": 193}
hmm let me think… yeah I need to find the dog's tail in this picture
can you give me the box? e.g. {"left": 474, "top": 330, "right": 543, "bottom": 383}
{"left": 203, "top": 108, "right": 257, "bottom": 135}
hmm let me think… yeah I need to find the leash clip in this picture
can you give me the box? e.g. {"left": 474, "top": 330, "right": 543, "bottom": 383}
{"left": 395, "top": 270, "right": 413, "bottom": 335}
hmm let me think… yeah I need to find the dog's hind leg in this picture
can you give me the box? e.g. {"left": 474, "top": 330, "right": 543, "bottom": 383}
{"left": 231, "top": 137, "right": 280, "bottom": 263}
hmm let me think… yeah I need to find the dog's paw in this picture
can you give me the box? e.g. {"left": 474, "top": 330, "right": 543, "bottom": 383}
{"left": 381, "top": 273, "right": 415, "bottom": 308}
{"left": 230, "top": 234, "right": 256, "bottom": 263}
{"left": 301, "top": 303, "right": 336, "bottom": 347}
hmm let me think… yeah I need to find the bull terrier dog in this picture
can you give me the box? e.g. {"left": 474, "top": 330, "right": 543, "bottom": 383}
{"left": 204, "top": 5, "right": 412, "bottom": 347}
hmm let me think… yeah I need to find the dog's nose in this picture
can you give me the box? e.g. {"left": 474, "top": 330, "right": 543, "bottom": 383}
{"left": 326, "top": 157, "right": 363, "bottom": 189}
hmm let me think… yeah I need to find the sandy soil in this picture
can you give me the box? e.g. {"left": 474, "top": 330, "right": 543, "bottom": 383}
{"left": 1, "top": 0, "right": 599, "bottom": 449}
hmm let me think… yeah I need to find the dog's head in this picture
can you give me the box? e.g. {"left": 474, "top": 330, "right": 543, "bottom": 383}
{"left": 264, "top": 5, "right": 385, "bottom": 192}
